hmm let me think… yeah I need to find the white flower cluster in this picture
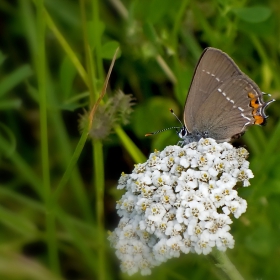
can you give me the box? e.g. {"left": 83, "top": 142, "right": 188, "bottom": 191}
{"left": 108, "top": 138, "right": 253, "bottom": 276}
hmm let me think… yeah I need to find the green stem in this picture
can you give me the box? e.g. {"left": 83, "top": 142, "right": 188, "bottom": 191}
{"left": 250, "top": 35, "right": 269, "bottom": 66}
{"left": 114, "top": 125, "right": 146, "bottom": 163}
{"left": 36, "top": 0, "right": 59, "bottom": 274}
{"left": 48, "top": 99, "right": 94, "bottom": 222}
{"left": 53, "top": 127, "right": 89, "bottom": 201}
{"left": 109, "top": 0, "right": 128, "bottom": 19}
{"left": 210, "top": 249, "right": 244, "bottom": 280}
{"left": 83, "top": 1, "right": 106, "bottom": 279}
{"left": 80, "top": 0, "right": 97, "bottom": 104}
{"left": 93, "top": 140, "right": 106, "bottom": 280}
{"left": 43, "top": 7, "right": 89, "bottom": 87}
{"left": 92, "top": 0, "right": 104, "bottom": 83}
{"left": 156, "top": 55, "right": 177, "bottom": 84}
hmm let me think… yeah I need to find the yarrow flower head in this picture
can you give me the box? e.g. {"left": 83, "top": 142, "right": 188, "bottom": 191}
{"left": 108, "top": 138, "right": 253, "bottom": 275}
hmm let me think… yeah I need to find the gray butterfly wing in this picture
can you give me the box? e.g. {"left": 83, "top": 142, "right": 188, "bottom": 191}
{"left": 184, "top": 48, "right": 243, "bottom": 132}
{"left": 191, "top": 76, "right": 261, "bottom": 142}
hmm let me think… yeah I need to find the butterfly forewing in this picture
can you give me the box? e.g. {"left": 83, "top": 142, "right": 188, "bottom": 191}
{"left": 184, "top": 48, "right": 243, "bottom": 132}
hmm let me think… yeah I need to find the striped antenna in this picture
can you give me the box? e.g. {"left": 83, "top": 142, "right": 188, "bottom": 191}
{"left": 145, "top": 108, "right": 184, "bottom": 137}
{"left": 145, "top": 126, "right": 181, "bottom": 137}
{"left": 169, "top": 108, "right": 184, "bottom": 127}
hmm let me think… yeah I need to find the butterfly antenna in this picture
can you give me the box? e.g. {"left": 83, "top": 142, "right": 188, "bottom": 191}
{"left": 145, "top": 126, "right": 181, "bottom": 137}
{"left": 169, "top": 108, "right": 184, "bottom": 127}
{"left": 145, "top": 109, "right": 184, "bottom": 137}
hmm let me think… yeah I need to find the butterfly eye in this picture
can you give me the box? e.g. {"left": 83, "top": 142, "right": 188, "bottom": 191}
{"left": 179, "top": 127, "right": 187, "bottom": 137}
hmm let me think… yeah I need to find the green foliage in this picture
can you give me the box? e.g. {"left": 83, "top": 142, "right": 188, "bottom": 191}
{"left": 232, "top": 6, "right": 272, "bottom": 23}
{"left": 0, "top": 0, "right": 280, "bottom": 279}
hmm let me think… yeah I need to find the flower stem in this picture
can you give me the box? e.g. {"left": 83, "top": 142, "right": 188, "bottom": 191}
{"left": 36, "top": 0, "right": 60, "bottom": 274}
{"left": 210, "top": 249, "right": 244, "bottom": 280}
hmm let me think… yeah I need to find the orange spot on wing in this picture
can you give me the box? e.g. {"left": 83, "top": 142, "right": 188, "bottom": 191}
{"left": 250, "top": 98, "right": 260, "bottom": 108}
{"left": 253, "top": 115, "right": 264, "bottom": 125}
{"left": 248, "top": 92, "right": 256, "bottom": 99}
{"left": 248, "top": 92, "right": 265, "bottom": 125}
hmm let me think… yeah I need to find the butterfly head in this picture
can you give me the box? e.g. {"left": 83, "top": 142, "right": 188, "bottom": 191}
{"left": 178, "top": 126, "right": 188, "bottom": 139}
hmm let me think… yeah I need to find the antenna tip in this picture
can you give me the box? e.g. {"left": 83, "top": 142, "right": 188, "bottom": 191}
{"left": 145, "top": 133, "right": 153, "bottom": 137}
{"left": 169, "top": 108, "right": 174, "bottom": 113}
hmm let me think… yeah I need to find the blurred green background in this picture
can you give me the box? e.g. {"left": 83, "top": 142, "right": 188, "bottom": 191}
{"left": 0, "top": 0, "right": 280, "bottom": 279}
